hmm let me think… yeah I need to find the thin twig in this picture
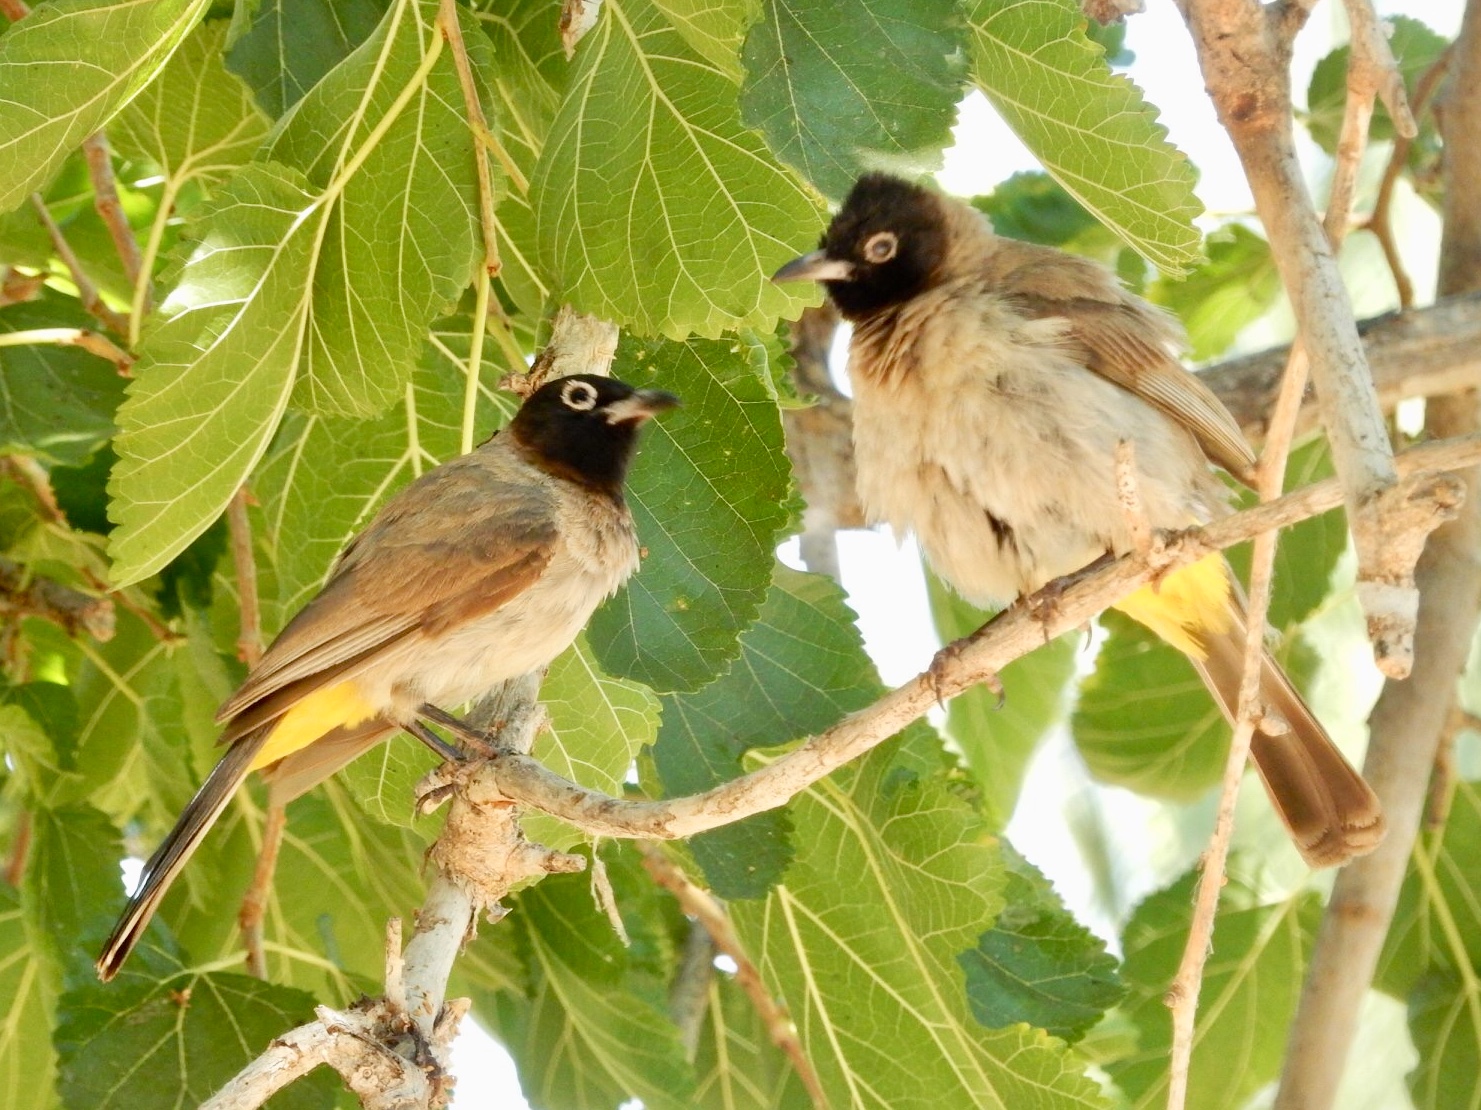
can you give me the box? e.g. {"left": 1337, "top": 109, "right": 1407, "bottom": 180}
{"left": 0, "top": 327, "right": 135, "bottom": 371}
{"left": 640, "top": 846, "right": 828, "bottom": 1107}
{"left": 82, "top": 133, "right": 149, "bottom": 314}
{"left": 0, "top": 556, "right": 115, "bottom": 641}
{"left": 1362, "top": 47, "right": 1454, "bottom": 309}
{"left": 226, "top": 488, "right": 263, "bottom": 667}
{"left": 30, "top": 194, "right": 129, "bottom": 335}
{"left": 237, "top": 803, "right": 285, "bottom": 980}
{"left": 437, "top": 0, "right": 500, "bottom": 281}
{"left": 0, "top": 0, "right": 29, "bottom": 22}
{"left": 79, "top": 568, "right": 182, "bottom": 644}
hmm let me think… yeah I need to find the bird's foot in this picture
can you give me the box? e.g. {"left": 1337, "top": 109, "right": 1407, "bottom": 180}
{"left": 416, "top": 704, "right": 500, "bottom": 759}
{"left": 927, "top": 638, "right": 1004, "bottom": 709}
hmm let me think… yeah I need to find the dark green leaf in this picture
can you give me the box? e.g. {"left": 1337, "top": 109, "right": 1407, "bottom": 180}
{"left": 23, "top": 803, "right": 123, "bottom": 979}
{"left": 226, "top": 0, "right": 390, "bottom": 117}
{"left": 56, "top": 966, "right": 334, "bottom": 1110}
{"left": 1407, "top": 970, "right": 1481, "bottom": 1110}
{"left": 590, "top": 333, "right": 794, "bottom": 691}
{"left": 0, "top": 291, "right": 126, "bottom": 466}
{"left": 739, "top": 0, "right": 967, "bottom": 199}
{"left": 653, "top": 564, "right": 879, "bottom": 896}
{"left": 1107, "top": 872, "right": 1319, "bottom": 1109}
{"left": 973, "top": 171, "right": 1120, "bottom": 260}
{"left": 959, "top": 847, "right": 1123, "bottom": 1041}
{"left": 50, "top": 446, "right": 116, "bottom": 536}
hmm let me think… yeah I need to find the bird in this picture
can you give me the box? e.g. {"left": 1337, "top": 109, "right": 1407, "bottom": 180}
{"left": 773, "top": 172, "right": 1384, "bottom": 869}
{"left": 97, "top": 373, "right": 678, "bottom": 981}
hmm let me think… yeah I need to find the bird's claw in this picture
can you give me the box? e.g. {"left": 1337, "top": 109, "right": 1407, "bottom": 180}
{"left": 927, "top": 640, "right": 1004, "bottom": 710}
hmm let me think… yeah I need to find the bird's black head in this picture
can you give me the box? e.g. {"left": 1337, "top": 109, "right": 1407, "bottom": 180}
{"left": 772, "top": 174, "right": 949, "bottom": 321}
{"left": 510, "top": 375, "right": 678, "bottom": 498}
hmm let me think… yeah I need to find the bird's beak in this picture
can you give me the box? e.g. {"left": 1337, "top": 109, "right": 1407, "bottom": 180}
{"left": 771, "top": 250, "right": 854, "bottom": 284}
{"left": 605, "top": 389, "right": 681, "bottom": 424}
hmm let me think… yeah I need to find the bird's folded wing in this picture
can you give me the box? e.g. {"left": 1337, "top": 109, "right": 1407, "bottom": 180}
{"left": 1000, "top": 250, "right": 1258, "bottom": 485}
{"left": 216, "top": 458, "right": 559, "bottom": 734}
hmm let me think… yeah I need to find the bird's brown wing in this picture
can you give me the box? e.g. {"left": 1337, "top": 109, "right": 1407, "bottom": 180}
{"left": 217, "top": 452, "right": 558, "bottom": 739}
{"left": 999, "top": 248, "right": 1257, "bottom": 485}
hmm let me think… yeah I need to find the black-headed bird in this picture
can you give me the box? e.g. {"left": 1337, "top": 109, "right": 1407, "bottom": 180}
{"left": 98, "top": 374, "right": 677, "bottom": 980}
{"left": 774, "top": 173, "right": 1383, "bottom": 868}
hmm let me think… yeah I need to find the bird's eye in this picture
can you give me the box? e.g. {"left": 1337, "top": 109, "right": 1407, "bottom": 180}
{"left": 863, "top": 231, "right": 898, "bottom": 263}
{"left": 561, "top": 380, "right": 599, "bottom": 411}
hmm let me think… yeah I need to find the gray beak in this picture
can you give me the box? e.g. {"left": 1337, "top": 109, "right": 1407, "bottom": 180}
{"left": 771, "top": 250, "right": 855, "bottom": 283}
{"left": 606, "top": 389, "right": 680, "bottom": 424}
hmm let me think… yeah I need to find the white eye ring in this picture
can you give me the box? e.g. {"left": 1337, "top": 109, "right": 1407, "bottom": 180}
{"left": 561, "top": 380, "right": 599, "bottom": 411}
{"left": 863, "top": 231, "right": 898, "bottom": 263}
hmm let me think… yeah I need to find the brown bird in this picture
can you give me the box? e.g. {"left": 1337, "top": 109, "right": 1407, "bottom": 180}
{"left": 774, "top": 173, "right": 1384, "bottom": 868}
{"left": 98, "top": 374, "right": 678, "bottom": 980}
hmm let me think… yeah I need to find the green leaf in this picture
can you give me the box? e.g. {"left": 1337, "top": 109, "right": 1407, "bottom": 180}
{"left": 532, "top": 0, "right": 824, "bottom": 339}
{"left": 653, "top": 564, "right": 879, "bottom": 897}
{"left": 739, "top": 0, "right": 967, "bottom": 199}
{"left": 0, "top": 684, "right": 81, "bottom": 803}
{"left": 0, "top": 291, "right": 127, "bottom": 466}
{"left": 926, "top": 571, "right": 1076, "bottom": 829}
{"left": 493, "top": 882, "right": 698, "bottom": 1109}
{"left": 0, "top": 0, "right": 210, "bottom": 213}
{"left": 0, "top": 887, "right": 59, "bottom": 1110}
{"left": 1107, "top": 873, "right": 1319, "bottom": 1109}
{"left": 56, "top": 966, "right": 334, "bottom": 1110}
{"left": 1072, "top": 610, "right": 1228, "bottom": 800}
{"left": 111, "top": 21, "right": 269, "bottom": 192}
{"left": 692, "top": 972, "right": 814, "bottom": 1109}
{"left": 1305, "top": 17, "right": 1449, "bottom": 156}
{"left": 226, "top": 0, "right": 391, "bottom": 117}
{"left": 962, "top": 0, "right": 1202, "bottom": 274}
{"left": 973, "top": 171, "right": 1120, "bottom": 260}
{"left": 589, "top": 333, "right": 794, "bottom": 691}
{"left": 521, "top": 635, "right": 663, "bottom": 851}
{"left": 23, "top": 803, "right": 123, "bottom": 978}
{"left": 959, "top": 847, "right": 1123, "bottom": 1042}
{"left": 730, "top": 735, "right": 1110, "bottom": 1109}
{"left": 1379, "top": 779, "right": 1481, "bottom": 999}
{"left": 108, "top": 0, "right": 489, "bottom": 586}
{"left": 1407, "top": 971, "right": 1481, "bottom": 1110}
{"left": 1148, "top": 224, "right": 1281, "bottom": 361}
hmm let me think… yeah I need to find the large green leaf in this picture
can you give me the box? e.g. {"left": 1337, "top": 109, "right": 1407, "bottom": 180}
{"left": 962, "top": 0, "right": 1202, "bottom": 273}
{"left": 692, "top": 973, "right": 813, "bottom": 1109}
{"left": 108, "top": 0, "right": 489, "bottom": 586}
{"left": 1107, "top": 873, "right": 1319, "bottom": 1109}
{"left": 226, "top": 0, "right": 391, "bottom": 118}
{"left": 1147, "top": 224, "right": 1281, "bottom": 362}
{"left": 926, "top": 570, "right": 1077, "bottom": 830}
{"left": 739, "top": 0, "right": 967, "bottom": 199}
{"left": 652, "top": 564, "right": 879, "bottom": 897}
{"left": 23, "top": 803, "right": 124, "bottom": 979}
{"left": 0, "top": 0, "right": 210, "bottom": 213}
{"left": 1407, "top": 971, "right": 1481, "bottom": 1110}
{"left": 0, "top": 291, "right": 127, "bottom": 466}
{"left": 589, "top": 333, "right": 794, "bottom": 691}
{"left": 532, "top": 0, "right": 823, "bottom": 338}
{"left": 730, "top": 735, "right": 1110, "bottom": 1109}
{"left": 0, "top": 888, "right": 59, "bottom": 1110}
{"left": 55, "top": 962, "right": 334, "bottom": 1110}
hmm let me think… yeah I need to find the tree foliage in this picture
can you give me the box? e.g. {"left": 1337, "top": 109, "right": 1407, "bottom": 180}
{"left": 0, "top": 1, "right": 1471, "bottom": 1107}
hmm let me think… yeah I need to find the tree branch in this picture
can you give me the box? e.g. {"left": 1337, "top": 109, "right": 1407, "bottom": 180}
{"left": 0, "top": 555, "right": 115, "bottom": 641}
{"left": 82, "top": 132, "right": 149, "bottom": 314}
{"left": 30, "top": 194, "right": 130, "bottom": 336}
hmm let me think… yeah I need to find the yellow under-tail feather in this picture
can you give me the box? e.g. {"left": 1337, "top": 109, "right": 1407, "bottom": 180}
{"left": 1111, "top": 553, "right": 1232, "bottom": 659}
{"left": 248, "top": 681, "right": 380, "bottom": 770}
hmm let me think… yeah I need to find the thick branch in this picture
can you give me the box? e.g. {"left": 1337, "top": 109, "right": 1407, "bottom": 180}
{"left": 471, "top": 435, "right": 1475, "bottom": 840}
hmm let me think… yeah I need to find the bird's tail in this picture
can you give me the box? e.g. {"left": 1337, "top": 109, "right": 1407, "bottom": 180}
{"left": 1190, "top": 601, "right": 1386, "bottom": 868}
{"left": 96, "top": 727, "right": 268, "bottom": 981}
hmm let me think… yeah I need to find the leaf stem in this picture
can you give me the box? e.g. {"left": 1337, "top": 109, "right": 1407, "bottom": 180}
{"left": 461, "top": 268, "right": 492, "bottom": 455}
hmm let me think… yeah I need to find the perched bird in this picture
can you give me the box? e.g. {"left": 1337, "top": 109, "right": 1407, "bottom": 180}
{"left": 774, "top": 173, "right": 1384, "bottom": 868}
{"left": 97, "top": 374, "right": 677, "bottom": 980}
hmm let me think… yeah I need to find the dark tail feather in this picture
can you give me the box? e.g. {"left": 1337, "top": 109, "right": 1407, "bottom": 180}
{"left": 1191, "top": 601, "right": 1386, "bottom": 868}
{"left": 96, "top": 729, "right": 269, "bottom": 981}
